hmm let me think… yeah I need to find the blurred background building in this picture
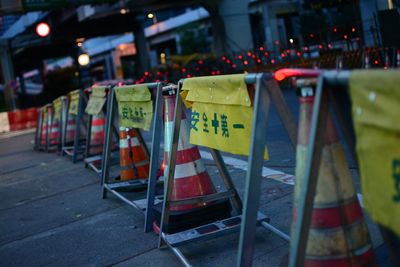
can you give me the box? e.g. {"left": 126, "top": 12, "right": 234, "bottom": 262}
{"left": 0, "top": 0, "right": 399, "bottom": 110}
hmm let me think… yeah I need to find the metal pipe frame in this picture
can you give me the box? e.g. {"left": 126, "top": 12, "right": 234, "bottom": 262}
{"left": 61, "top": 96, "right": 70, "bottom": 156}
{"left": 290, "top": 70, "right": 400, "bottom": 267}
{"left": 45, "top": 105, "right": 51, "bottom": 153}
{"left": 288, "top": 70, "right": 349, "bottom": 267}
{"left": 101, "top": 82, "right": 164, "bottom": 233}
{"left": 34, "top": 108, "right": 43, "bottom": 151}
{"left": 157, "top": 73, "right": 295, "bottom": 267}
{"left": 84, "top": 85, "right": 116, "bottom": 174}
{"left": 57, "top": 96, "right": 68, "bottom": 154}
{"left": 71, "top": 89, "right": 87, "bottom": 163}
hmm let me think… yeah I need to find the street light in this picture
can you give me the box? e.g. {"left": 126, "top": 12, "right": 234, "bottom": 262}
{"left": 36, "top": 22, "right": 50, "bottom": 38}
{"left": 78, "top": 53, "right": 90, "bottom": 66}
{"left": 147, "top": 12, "right": 157, "bottom": 24}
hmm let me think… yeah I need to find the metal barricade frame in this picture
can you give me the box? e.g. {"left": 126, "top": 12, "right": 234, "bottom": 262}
{"left": 62, "top": 89, "right": 88, "bottom": 163}
{"left": 158, "top": 73, "right": 297, "bottom": 267}
{"left": 84, "top": 85, "right": 120, "bottom": 175}
{"left": 101, "top": 82, "right": 165, "bottom": 233}
{"left": 289, "top": 70, "right": 400, "bottom": 266}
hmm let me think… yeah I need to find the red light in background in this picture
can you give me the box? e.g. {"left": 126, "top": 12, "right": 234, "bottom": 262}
{"left": 352, "top": 27, "right": 356, "bottom": 32}
{"left": 273, "top": 68, "right": 321, "bottom": 81}
{"left": 333, "top": 27, "right": 337, "bottom": 33}
{"left": 243, "top": 60, "right": 249, "bottom": 65}
{"left": 257, "top": 59, "right": 261, "bottom": 63}
{"left": 270, "top": 59, "right": 275, "bottom": 64}
{"left": 344, "top": 35, "right": 348, "bottom": 39}
{"left": 259, "top": 46, "right": 264, "bottom": 51}
{"left": 247, "top": 52, "right": 252, "bottom": 57}
{"left": 36, "top": 22, "right": 50, "bottom": 37}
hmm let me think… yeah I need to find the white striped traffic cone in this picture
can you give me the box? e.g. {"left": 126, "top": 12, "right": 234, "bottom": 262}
{"left": 163, "top": 93, "right": 216, "bottom": 211}
{"left": 118, "top": 127, "right": 149, "bottom": 180}
{"left": 153, "top": 89, "right": 232, "bottom": 234}
{"left": 292, "top": 94, "right": 375, "bottom": 266}
{"left": 89, "top": 113, "right": 106, "bottom": 155}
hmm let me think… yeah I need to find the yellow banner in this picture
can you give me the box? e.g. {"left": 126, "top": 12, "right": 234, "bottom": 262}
{"left": 53, "top": 97, "right": 62, "bottom": 119}
{"left": 115, "top": 85, "right": 153, "bottom": 131}
{"left": 183, "top": 74, "right": 268, "bottom": 158}
{"left": 69, "top": 90, "right": 80, "bottom": 115}
{"left": 86, "top": 87, "right": 107, "bottom": 115}
{"left": 349, "top": 70, "right": 400, "bottom": 236}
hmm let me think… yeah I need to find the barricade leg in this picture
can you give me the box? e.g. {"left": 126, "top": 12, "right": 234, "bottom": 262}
{"left": 289, "top": 73, "right": 375, "bottom": 267}
{"left": 157, "top": 75, "right": 294, "bottom": 267}
{"left": 101, "top": 82, "right": 165, "bottom": 233}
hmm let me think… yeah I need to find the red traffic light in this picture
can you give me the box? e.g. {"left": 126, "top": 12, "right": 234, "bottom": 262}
{"left": 36, "top": 22, "right": 50, "bottom": 37}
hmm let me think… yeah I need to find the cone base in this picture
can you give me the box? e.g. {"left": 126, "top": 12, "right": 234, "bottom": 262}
{"left": 153, "top": 199, "right": 232, "bottom": 234}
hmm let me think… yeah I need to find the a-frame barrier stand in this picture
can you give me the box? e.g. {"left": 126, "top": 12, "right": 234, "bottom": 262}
{"left": 158, "top": 73, "right": 298, "bottom": 267}
{"left": 84, "top": 85, "right": 120, "bottom": 175}
{"left": 289, "top": 70, "right": 400, "bottom": 267}
{"left": 101, "top": 82, "right": 165, "bottom": 233}
{"left": 62, "top": 89, "right": 89, "bottom": 163}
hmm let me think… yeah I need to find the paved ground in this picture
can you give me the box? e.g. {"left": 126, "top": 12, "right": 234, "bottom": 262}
{"left": 0, "top": 88, "right": 395, "bottom": 266}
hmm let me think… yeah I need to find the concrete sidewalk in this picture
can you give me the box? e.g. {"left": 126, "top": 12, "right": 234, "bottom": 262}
{"left": 0, "top": 130, "right": 394, "bottom": 267}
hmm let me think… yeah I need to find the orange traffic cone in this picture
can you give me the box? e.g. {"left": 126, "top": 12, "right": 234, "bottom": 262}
{"left": 65, "top": 115, "right": 76, "bottom": 144}
{"left": 153, "top": 91, "right": 231, "bottom": 234}
{"left": 89, "top": 114, "right": 106, "bottom": 155}
{"left": 39, "top": 108, "right": 48, "bottom": 146}
{"left": 49, "top": 110, "right": 59, "bottom": 146}
{"left": 118, "top": 127, "right": 149, "bottom": 181}
{"left": 292, "top": 95, "right": 375, "bottom": 266}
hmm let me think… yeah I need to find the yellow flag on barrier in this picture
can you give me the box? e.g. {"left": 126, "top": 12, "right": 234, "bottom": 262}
{"left": 85, "top": 86, "right": 107, "bottom": 115}
{"left": 52, "top": 96, "right": 62, "bottom": 119}
{"left": 68, "top": 90, "right": 80, "bottom": 115}
{"left": 183, "top": 74, "right": 268, "bottom": 158}
{"left": 349, "top": 70, "right": 400, "bottom": 237}
{"left": 115, "top": 85, "right": 153, "bottom": 131}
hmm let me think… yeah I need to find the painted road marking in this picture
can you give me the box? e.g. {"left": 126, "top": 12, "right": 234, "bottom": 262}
{"left": 199, "top": 150, "right": 295, "bottom": 185}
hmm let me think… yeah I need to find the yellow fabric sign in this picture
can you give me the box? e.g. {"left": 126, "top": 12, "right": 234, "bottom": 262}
{"left": 183, "top": 74, "right": 252, "bottom": 107}
{"left": 69, "top": 90, "right": 80, "bottom": 115}
{"left": 53, "top": 96, "right": 62, "bottom": 120}
{"left": 349, "top": 70, "right": 400, "bottom": 237}
{"left": 85, "top": 86, "right": 107, "bottom": 115}
{"left": 183, "top": 75, "right": 268, "bottom": 158}
{"left": 115, "top": 85, "right": 153, "bottom": 131}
